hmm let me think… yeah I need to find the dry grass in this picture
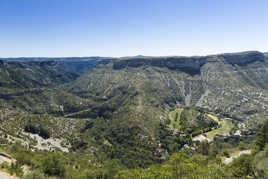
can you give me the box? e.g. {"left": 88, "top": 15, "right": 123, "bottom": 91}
{"left": 205, "top": 118, "right": 233, "bottom": 140}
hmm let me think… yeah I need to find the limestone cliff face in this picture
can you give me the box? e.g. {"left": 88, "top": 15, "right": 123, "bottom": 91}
{"left": 113, "top": 57, "right": 207, "bottom": 75}
{"left": 113, "top": 51, "right": 265, "bottom": 75}
{"left": 221, "top": 51, "right": 265, "bottom": 66}
{"left": 38, "top": 60, "right": 58, "bottom": 67}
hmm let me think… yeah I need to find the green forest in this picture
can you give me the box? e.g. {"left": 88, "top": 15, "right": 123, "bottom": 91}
{"left": 0, "top": 118, "right": 267, "bottom": 178}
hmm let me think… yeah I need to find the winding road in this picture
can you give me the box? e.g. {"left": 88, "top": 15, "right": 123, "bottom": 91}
{"left": 0, "top": 172, "right": 13, "bottom": 179}
{"left": 0, "top": 154, "right": 17, "bottom": 179}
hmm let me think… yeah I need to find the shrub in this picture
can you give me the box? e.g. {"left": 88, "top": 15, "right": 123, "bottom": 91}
{"left": 229, "top": 154, "right": 253, "bottom": 178}
{"left": 255, "top": 119, "right": 268, "bottom": 151}
{"left": 24, "top": 121, "right": 50, "bottom": 139}
{"left": 23, "top": 170, "right": 45, "bottom": 179}
{"left": 265, "top": 144, "right": 268, "bottom": 156}
{"left": 223, "top": 150, "right": 230, "bottom": 158}
{"left": 41, "top": 152, "right": 66, "bottom": 177}
{"left": 8, "top": 162, "right": 23, "bottom": 177}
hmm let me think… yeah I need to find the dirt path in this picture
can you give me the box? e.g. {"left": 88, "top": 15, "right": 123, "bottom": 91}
{"left": 0, "top": 171, "right": 18, "bottom": 179}
{"left": 192, "top": 134, "right": 212, "bottom": 142}
{"left": 0, "top": 154, "right": 13, "bottom": 164}
{"left": 223, "top": 150, "right": 251, "bottom": 164}
{"left": 0, "top": 152, "right": 20, "bottom": 178}
{"left": 207, "top": 114, "right": 219, "bottom": 123}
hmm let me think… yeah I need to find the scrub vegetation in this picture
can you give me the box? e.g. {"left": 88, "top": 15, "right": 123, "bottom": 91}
{"left": 0, "top": 51, "right": 267, "bottom": 178}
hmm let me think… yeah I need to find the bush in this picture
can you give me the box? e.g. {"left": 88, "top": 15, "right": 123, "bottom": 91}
{"left": 223, "top": 150, "right": 230, "bottom": 158}
{"left": 198, "top": 141, "right": 209, "bottom": 155}
{"left": 255, "top": 119, "right": 268, "bottom": 151}
{"left": 238, "top": 142, "right": 247, "bottom": 150}
{"left": 265, "top": 144, "right": 268, "bottom": 156}
{"left": 38, "top": 125, "right": 50, "bottom": 139}
{"left": 8, "top": 162, "right": 23, "bottom": 177}
{"left": 23, "top": 170, "right": 45, "bottom": 179}
{"left": 0, "top": 161, "right": 9, "bottom": 170}
{"left": 41, "top": 152, "right": 66, "bottom": 177}
{"left": 24, "top": 121, "right": 39, "bottom": 134}
{"left": 229, "top": 154, "right": 253, "bottom": 178}
{"left": 24, "top": 121, "right": 50, "bottom": 139}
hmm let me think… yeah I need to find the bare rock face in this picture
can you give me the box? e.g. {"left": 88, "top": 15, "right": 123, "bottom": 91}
{"left": 39, "top": 60, "right": 58, "bottom": 66}
{"left": 113, "top": 51, "right": 264, "bottom": 75}
{"left": 113, "top": 57, "right": 207, "bottom": 75}
{"left": 221, "top": 51, "right": 265, "bottom": 66}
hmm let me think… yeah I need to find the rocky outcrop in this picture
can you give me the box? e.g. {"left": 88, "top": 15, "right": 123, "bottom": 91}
{"left": 39, "top": 60, "right": 58, "bottom": 66}
{"left": 113, "top": 57, "right": 207, "bottom": 75}
{"left": 221, "top": 51, "right": 265, "bottom": 66}
{"left": 113, "top": 51, "right": 265, "bottom": 75}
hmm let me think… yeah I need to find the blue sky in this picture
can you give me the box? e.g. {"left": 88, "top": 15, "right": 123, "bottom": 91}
{"left": 0, "top": 0, "right": 268, "bottom": 57}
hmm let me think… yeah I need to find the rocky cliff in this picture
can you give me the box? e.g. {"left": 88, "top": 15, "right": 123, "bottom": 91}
{"left": 113, "top": 51, "right": 265, "bottom": 75}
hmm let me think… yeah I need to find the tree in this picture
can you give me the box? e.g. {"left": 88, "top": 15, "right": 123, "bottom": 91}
{"left": 229, "top": 154, "right": 253, "bottom": 178}
{"left": 198, "top": 141, "right": 210, "bottom": 155}
{"left": 38, "top": 124, "right": 50, "bottom": 139}
{"left": 23, "top": 170, "right": 45, "bottom": 179}
{"left": 24, "top": 121, "right": 39, "bottom": 134}
{"left": 169, "top": 152, "right": 189, "bottom": 178}
{"left": 24, "top": 121, "right": 50, "bottom": 139}
{"left": 255, "top": 120, "right": 268, "bottom": 151}
{"left": 41, "top": 152, "right": 66, "bottom": 177}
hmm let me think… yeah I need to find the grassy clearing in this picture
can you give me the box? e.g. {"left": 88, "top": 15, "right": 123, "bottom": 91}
{"left": 169, "top": 108, "right": 183, "bottom": 129}
{"left": 206, "top": 114, "right": 219, "bottom": 123}
{"left": 205, "top": 118, "right": 234, "bottom": 140}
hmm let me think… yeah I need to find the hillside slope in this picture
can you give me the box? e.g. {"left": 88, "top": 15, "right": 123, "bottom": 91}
{"left": 66, "top": 51, "right": 268, "bottom": 129}
{"left": 0, "top": 51, "right": 268, "bottom": 171}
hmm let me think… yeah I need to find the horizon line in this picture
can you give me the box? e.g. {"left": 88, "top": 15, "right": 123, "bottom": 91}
{"left": 0, "top": 50, "right": 266, "bottom": 59}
